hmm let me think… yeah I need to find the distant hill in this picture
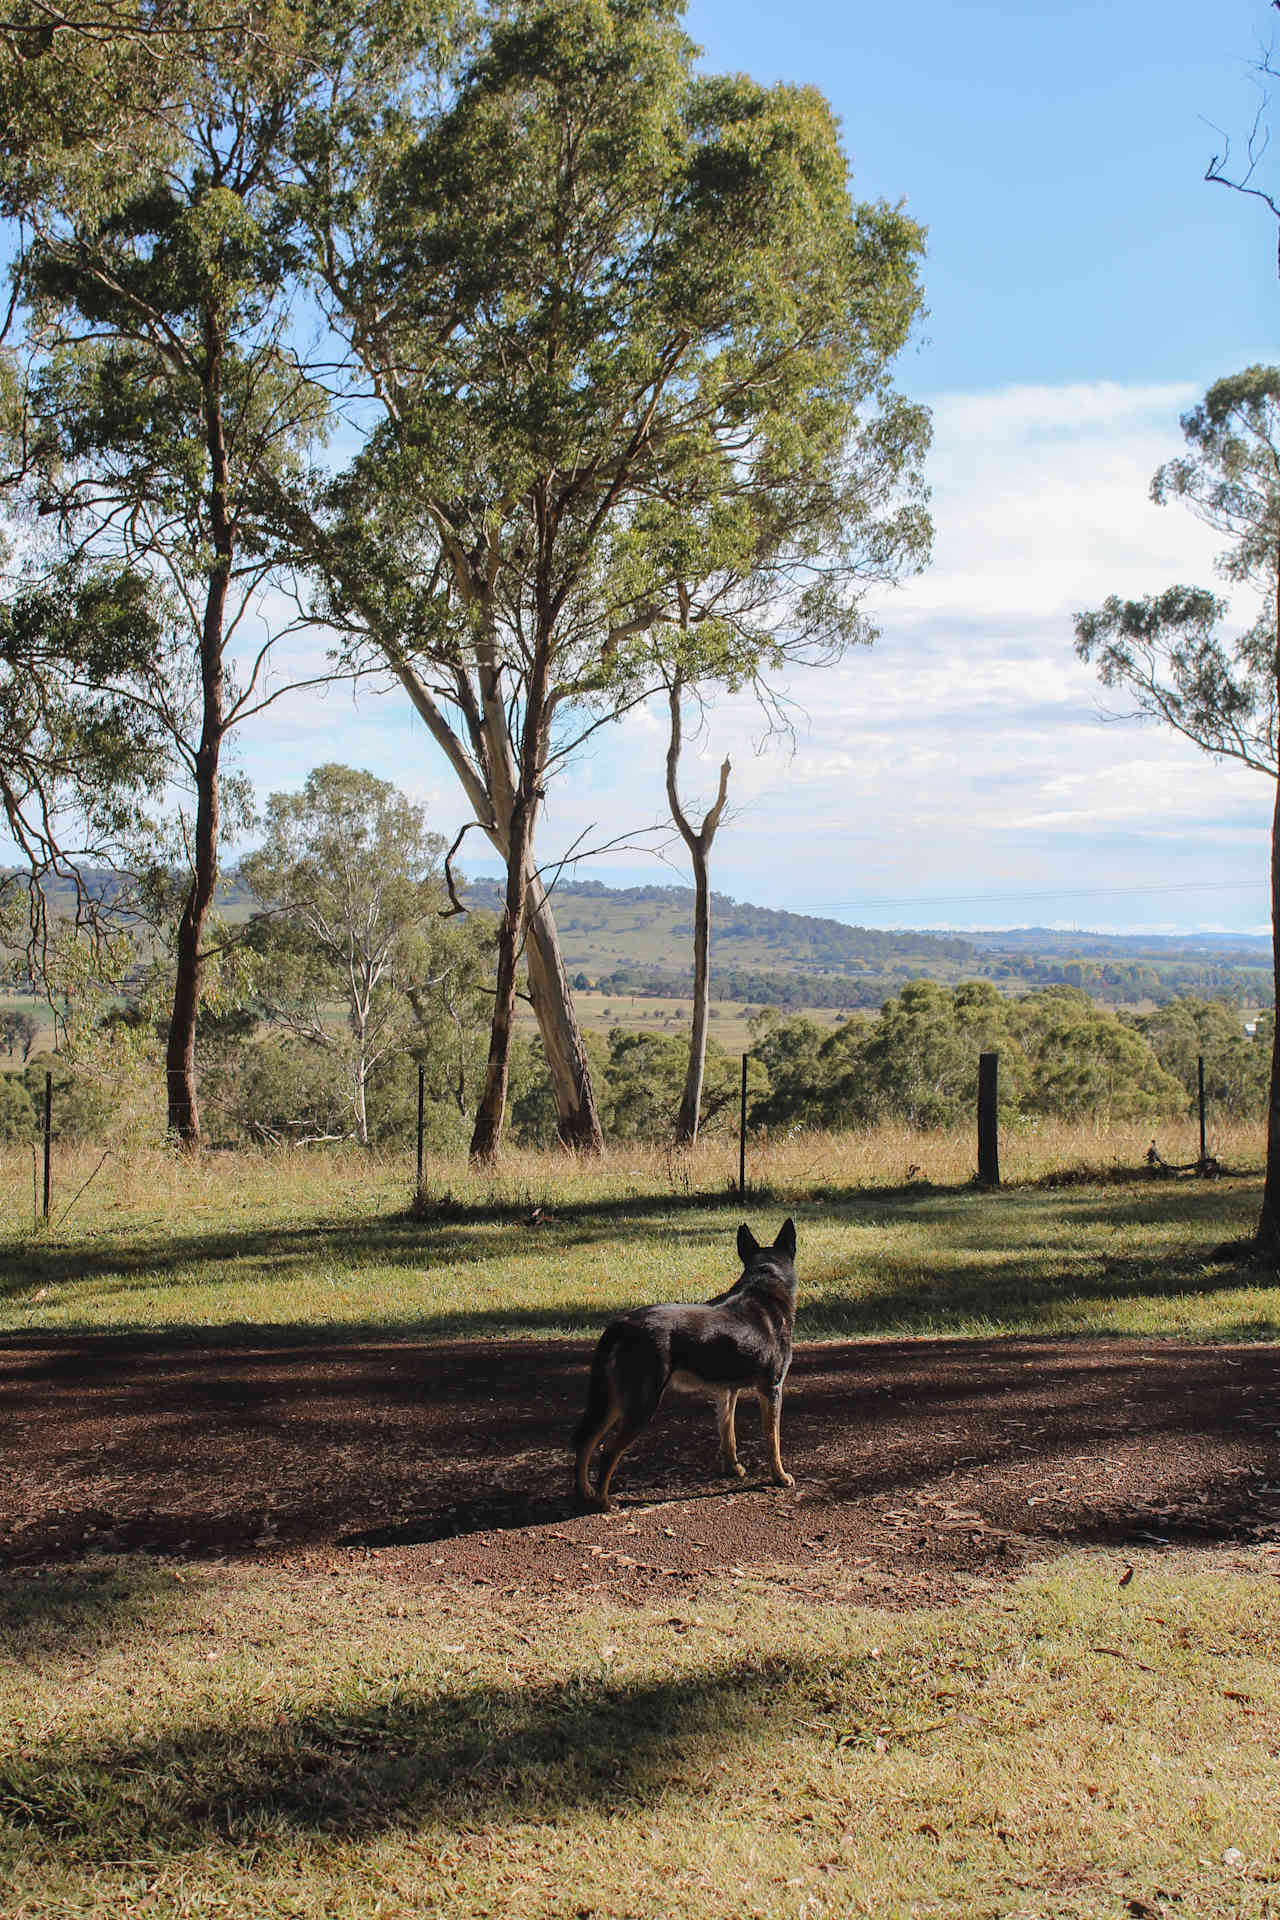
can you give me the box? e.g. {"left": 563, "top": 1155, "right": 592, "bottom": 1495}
{"left": 8, "top": 866, "right": 1271, "bottom": 1011}
{"left": 457, "top": 877, "right": 1273, "bottom": 1011}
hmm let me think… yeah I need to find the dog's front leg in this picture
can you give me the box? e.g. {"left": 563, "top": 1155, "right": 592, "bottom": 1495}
{"left": 716, "top": 1389, "right": 746, "bottom": 1478}
{"left": 757, "top": 1385, "right": 794, "bottom": 1488}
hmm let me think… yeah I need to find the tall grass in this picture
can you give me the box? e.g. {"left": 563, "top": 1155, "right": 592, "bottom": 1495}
{"left": 0, "top": 1117, "right": 1272, "bottom": 1341}
{"left": 1, "top": 1112, "right": 1264, "bottom": 1239}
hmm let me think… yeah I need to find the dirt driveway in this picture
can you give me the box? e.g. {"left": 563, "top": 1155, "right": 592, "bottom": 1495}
{"left": 1, "top": 1334, "right": 1278, "bottom": 1605}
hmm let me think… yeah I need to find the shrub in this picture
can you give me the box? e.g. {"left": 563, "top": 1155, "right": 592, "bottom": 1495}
{"left": 0, "top": 1071, "right": 34, "bottom": 1142}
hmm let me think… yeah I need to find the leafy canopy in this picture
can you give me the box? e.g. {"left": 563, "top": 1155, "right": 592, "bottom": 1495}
{"left": 298, "top": 0, "right": 930, "bottom": 735}
{"left": 1074, "top": 366, "right": 1280, "bottom": 775}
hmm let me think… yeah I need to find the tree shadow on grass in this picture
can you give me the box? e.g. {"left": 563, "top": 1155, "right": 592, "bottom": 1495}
{"left": 0, "top": 1559, "right": 197, "bottom": 1661}
{"left": 0, "top": 1176, "right": 1267, "bottom": 1343}
{"left": 0, "top": 1200, "right": 752, "bottom": 1317}
{"left": 800, "top": 1259, "right": 1280, "bottom": 1343}
{"left": 798, "top": 1181, "right": 1274, "bottom": 1341}
{"left": 0, "top": 1643, "right": 837, "bottom": 1862}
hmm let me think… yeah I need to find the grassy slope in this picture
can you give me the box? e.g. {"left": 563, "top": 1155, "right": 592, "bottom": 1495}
{"left": 1, "top": 1121, "right": 1276, "bottom": 1341}
{"left": 479, "top": 884, "right": 1274, "bottom": 1004}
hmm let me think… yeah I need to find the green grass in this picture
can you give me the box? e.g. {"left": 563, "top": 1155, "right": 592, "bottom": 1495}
{"left": 0, "top": 1122, "right": 1276, "bottom": 1341}
{"left": 2, "top": 1549, "right": 1278, "bottom": 1918}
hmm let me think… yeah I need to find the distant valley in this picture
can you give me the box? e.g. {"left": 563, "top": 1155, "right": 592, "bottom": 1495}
{"left": 457, "top": 877, "right": 1272, "bottom": 1014}
{"left": 11, "top": 868, "right": 1271, "bottom": 1018}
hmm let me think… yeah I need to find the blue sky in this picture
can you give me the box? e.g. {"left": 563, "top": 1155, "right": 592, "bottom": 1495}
{"left": 257, "top": 0, "right": 1277, "bottom": 935}
{"left": 688, "top": 0, "right": 1274, "bottom": 398}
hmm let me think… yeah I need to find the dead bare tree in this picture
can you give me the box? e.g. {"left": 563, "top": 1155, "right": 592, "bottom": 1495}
{"left": 664, "top": 669, "right": 732, "bottom": 1147}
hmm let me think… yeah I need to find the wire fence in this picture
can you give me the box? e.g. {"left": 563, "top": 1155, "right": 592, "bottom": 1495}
{"left": 25, "top": 1049, "right": 1232, "bottom": 1224}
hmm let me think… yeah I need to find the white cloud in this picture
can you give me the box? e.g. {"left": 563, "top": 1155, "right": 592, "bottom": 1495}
{"left": 930, "top": 380, "right": 1197, "bottom": 441}
{"left": 891, "top": 379, "right": 1226, "bottom": 622}
{"left": 519, "top": 378, "right": 1271, "bottom": 931}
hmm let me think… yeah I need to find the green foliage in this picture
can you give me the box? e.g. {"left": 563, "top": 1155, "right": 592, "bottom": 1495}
{"left": 207, "top": 1035, "right": 351, "bottom": 1147}
{"left": 307, "top": 0, "right": 930, "bottom": 693}
{"left": 748, "top": 1010, "right": 831, "bottom": 1128}
{"left": 1023, "top": 994, "right": 1183, "bottom": 1125}
{"left": 600, "top": 1031, "right": 691, "bottom": 1141}
{"left": 21, "top": 1014, "right": 163, "bottom": 1146}
{"left": 284, "top": 0, "right": 930, "bottom": 1156}
{"left": 0, "top": 1011, "right": 38, "bottom": 1062}
{"left": 507, "top": 1031, "right": 612, "bottom": 1149}
{"left": 744, "top": 982, "right": 1205, "bottom": 1134}
{"left": 1074, "top": 367, "right": 1280, "bottom": 1240}
{"left": 0, "top": 1071, "right": 34, "bottom": 1142}
{"left": 1075, "top": 367, "right": 1280, "bottom": 778}
{"left": 1137, "top": 997, "right": 1272, "bottom": 1119}
{"left": 171, "top": 972, "right": 1260, "bottom": 1150}
{"left": 827, "top": 979, "right": 1028, "bottom": 1129}
{"left": 599, "top": 1028, "right": 748, "bottom": 1140}
{"left": 0, "top": 561, "right": 170, "bottom": 961}
{"left": 508, "top": 1023, "right": 758, "bottom": 1145}
{"left": 364, "top": 1052, "right": 473, "bottom": 1154}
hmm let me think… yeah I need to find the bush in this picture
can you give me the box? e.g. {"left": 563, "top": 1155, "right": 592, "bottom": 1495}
{"left": 0, "top": 1071, "right": 34, "bottom": 1142}
{"left": 365, "top": 1053, "right": 473, "bottom": 1153}
{"left": 221, "top": 1038, "right": 352, "bottom": 1144}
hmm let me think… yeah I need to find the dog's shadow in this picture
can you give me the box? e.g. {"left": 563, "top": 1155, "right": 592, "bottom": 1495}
{"left": 339, "top": 1492, "right": 569, "bottom": 1549}
{"left": 339, "top": 1473, "right": 786, "bottom": 1549}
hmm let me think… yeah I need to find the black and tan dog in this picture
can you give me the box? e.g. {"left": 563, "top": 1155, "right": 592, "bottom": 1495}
{"left": 573, "top": 1219, "right": 799, "bottom": 1510}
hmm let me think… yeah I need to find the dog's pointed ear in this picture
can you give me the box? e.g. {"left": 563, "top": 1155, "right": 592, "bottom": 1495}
{"left": 773, "top": 1218, "right": 797, "bottom": 1260}
{"left": 737, "top": 1223, "right": 760, "bottom": 1265}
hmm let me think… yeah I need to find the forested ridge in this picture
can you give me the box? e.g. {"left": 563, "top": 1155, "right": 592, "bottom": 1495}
{"left": 12, "top": 868, "right": 1270, "bottom": 1012}
{"left": 458, "top": 877, "right": 1273, "bottom": 1010}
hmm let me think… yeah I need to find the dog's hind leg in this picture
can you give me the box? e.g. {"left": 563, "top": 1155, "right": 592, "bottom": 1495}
{"left": 756, "top": 1384, "right": 794, "bottom": 1489}
{"left": 575, "top": 1381, "right": 624, "bottom": 1506}
{"left": 594, "top": 1413, "right": 650, "bottom": 1511}
{"left": 574, "top": 1339, "right": 625, "bottom": 1504}
{"left": 716, "top": 1389, "right": 746, "bottom": 1478}
{"left": 575, "top": 1404, "right": 621, "bottom": 1505}
{"left": 593, "top": 1361, "right": 665, "bottom": 1511}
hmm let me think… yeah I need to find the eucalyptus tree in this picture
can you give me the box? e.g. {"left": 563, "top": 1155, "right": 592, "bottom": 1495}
{"left": 241, "top": 762, "right": 492, "bottom": 1146}
{"left": 1, "top": 2, "right": 206, "bottom": 975}
{"left": 0, "top": 560, "right": 170, "bottom": 967}
{"left": 290, "top": 0, "right": 931, "bottom": 1161}
{"left": 1075, "top": 366, "right": 1280, "bottom": 1250}
{"left": 0, "top": 0, "right": 220, "bottom": 213}
{"left": 638, "top": 367, "right": 931, "bottom": 1143}
{"left": 13, "top": 18, "right": 336, "bottom": 1145}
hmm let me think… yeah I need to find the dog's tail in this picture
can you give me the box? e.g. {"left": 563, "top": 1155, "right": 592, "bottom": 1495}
{"left": 573, "top": 1322, "right": 625, "bottom": 1500}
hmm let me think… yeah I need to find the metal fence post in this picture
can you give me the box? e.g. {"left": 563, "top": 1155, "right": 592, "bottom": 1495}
{"left": 739, "top": 1052, "right": 748, "bottom": 1199}
{"left": 977, "top": 1051, "right": 1000, "bottom": 1187}
{"left": 42, "top": 1070, "right": 52, "bottom": 1222}
{"left": 416, "top": 1063, "right": 425, "bottom": 1197}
